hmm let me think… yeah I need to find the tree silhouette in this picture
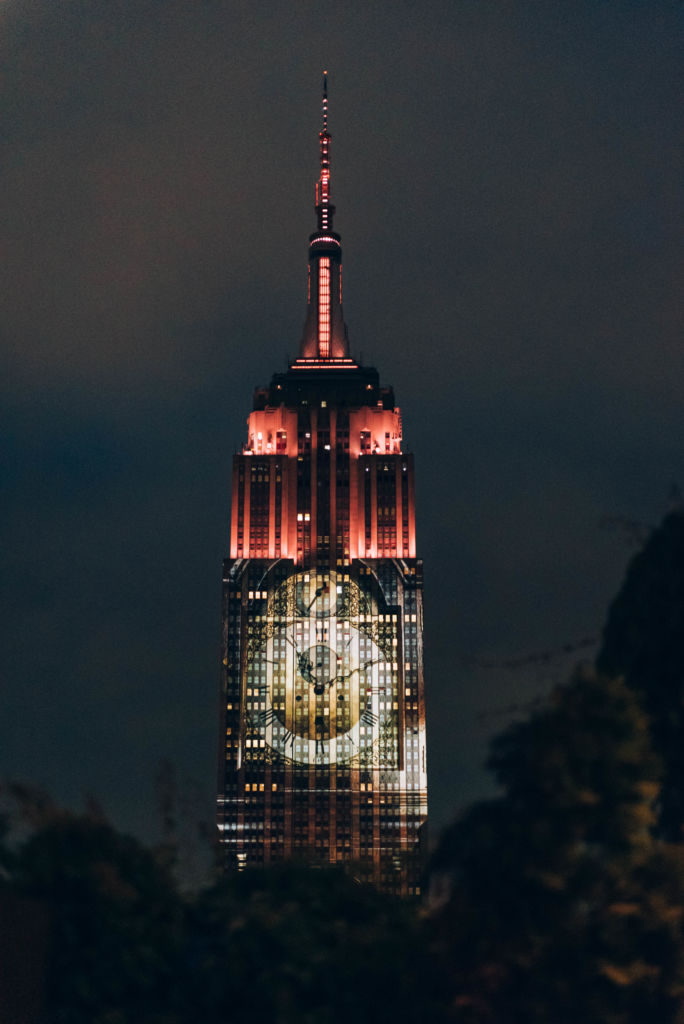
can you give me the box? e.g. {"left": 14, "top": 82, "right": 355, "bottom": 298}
{"left": 184, "top": 861, "right": 434, "bottom": 1024}
{"left": 597, "top": 508, "right": 684, "bottom": 840}
{"left": 11, "top": 807, "right": 183, "bottom": 1024}
{"left": 428, "top": 668, "right": 684, "bottom": 1024}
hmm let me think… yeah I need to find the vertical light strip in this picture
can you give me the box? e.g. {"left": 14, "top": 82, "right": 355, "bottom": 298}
{"left": 318, "top": 256, "right": 330, "bottom": 358}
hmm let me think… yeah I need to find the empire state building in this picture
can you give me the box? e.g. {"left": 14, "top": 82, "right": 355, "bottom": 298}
{"left": 217, "top": 76, "right": 427, "bottom": 895}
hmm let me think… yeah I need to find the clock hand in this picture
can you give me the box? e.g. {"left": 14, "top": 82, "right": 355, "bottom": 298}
{"left": 273, "top": 637, "right": 323, "bottom": 687}
{"left": 329, "top": 658, "right": 384, "bottom": 688}
{"left": 306, "top": 581, "right": 330, "bottom": 611}
{"left": 282, "top": 634, "right": 311, "bottom": 666}
{"left": 297, "top": 651, "right": 316, "bottom": 684}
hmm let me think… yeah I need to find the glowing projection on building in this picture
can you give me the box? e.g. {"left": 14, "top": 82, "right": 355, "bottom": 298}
{"left": 217, "top": 75, "right": 427, "bottom": 895}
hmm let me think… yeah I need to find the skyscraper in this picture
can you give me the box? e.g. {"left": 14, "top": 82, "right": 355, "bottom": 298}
{"left": 217, "top": 76, "right": 427, "bottom": 895}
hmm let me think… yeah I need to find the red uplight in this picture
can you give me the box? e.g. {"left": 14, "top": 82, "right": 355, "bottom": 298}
{"left": 318, "top": 256, "right": 331, "bottom": 358}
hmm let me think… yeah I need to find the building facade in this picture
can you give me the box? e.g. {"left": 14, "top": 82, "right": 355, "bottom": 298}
{"left": 217, "top": 77, "right": 427, "bottom": 895}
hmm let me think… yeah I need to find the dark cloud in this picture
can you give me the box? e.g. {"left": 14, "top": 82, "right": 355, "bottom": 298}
{"left": 1, "top": 0, "right": 682, "bottom": 846}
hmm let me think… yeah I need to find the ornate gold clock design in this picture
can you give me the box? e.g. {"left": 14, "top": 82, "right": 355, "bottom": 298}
{"left": 242, "top": 570, "right": 400, "bottom": 767}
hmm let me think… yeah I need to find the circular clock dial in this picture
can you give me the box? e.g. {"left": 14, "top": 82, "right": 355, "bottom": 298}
{"left": 294, "top": 572, "right": 342, "bottom": 618}
{"left": 300, "top": 644, "right": 336, "bottom": 695}
{"left": 245, "top": 570, "right": 390, "bottom": 765}
{"left": 265, "top": 623, "right": 385, "bottom": 759}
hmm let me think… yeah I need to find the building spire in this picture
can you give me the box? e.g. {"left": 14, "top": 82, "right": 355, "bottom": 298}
{"left": 298, "top": 73, "right": 350, "bottom": 362}
{"left": 316, "top": 70, "right": 333, "bottom": 233}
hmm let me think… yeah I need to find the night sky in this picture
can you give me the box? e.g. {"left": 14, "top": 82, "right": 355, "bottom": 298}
{"left": 2, "top": 1, "right": 682, "bottom": 854}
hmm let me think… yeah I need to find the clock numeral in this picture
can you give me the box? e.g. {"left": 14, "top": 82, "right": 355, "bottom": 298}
{"left": 361, "top": 708, "right": 378, "bottom": 727}
{"left": 282, "top": 729, "right": 294, "bottom": 749}
{"left": 258, "top": 708, "right": 277, "bottom": 727}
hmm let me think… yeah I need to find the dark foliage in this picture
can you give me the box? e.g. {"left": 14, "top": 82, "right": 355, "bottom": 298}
{"left": 184, "top": 862, "right": 437, "bottom": 1024}
{"left": 2, "top": 667, "right": 683, "bottom": 1021}
{"left": 597, "top": 508, "right": 684, "bottom": 840}
{"left": 12, "top": 812, "right": 184, "bottom": 1024}
{"left": 428, "top": 670, "right": 684, "bottom": 1024}
{"left": 0, "top": 799, "right": 434, "bottom": 1024}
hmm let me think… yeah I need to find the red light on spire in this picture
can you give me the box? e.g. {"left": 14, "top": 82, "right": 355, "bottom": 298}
{"left": 317, "top": 71, "right": 333, "bottom": 234}
{"left": 299, "top": 74, "right": 349, "bottom": 362}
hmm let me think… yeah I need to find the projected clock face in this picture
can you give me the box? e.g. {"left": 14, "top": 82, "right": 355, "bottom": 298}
{"left": 243, "top": 570, "right": 399, "bottom": 767}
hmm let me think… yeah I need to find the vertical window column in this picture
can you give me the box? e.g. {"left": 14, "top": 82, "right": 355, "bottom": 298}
{"left": 401, "top": 463, "right": 410, "bottom": 555}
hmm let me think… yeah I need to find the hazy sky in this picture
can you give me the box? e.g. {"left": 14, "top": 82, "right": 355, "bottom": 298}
{"left": 2, "top": 0, "right": 682, "bottom": 852}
